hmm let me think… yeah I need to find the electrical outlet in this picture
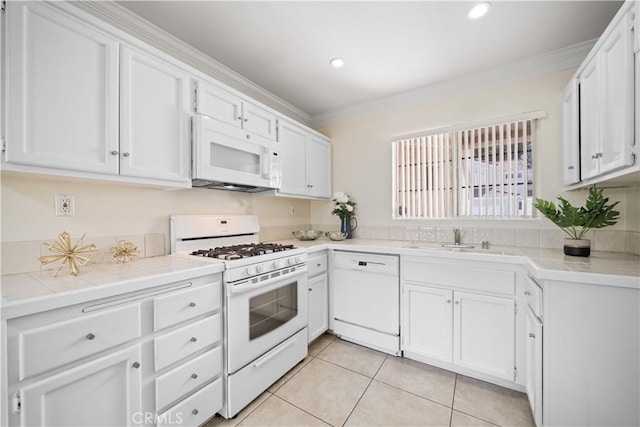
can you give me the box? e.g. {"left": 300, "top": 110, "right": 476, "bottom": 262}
{"left": 55, "top": 194, "right": 74, "bottom": 216}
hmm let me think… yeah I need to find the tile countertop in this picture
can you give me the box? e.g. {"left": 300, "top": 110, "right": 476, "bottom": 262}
{"left": 1, "top": 255, "right": 224, "bottom": 319}
{"left": 280, "top": 238, "right": 640, "bottom": 289}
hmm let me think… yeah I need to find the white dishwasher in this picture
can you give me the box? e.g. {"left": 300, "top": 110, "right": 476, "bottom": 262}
{"left": 331, "top": 251, "right": 400, "bottom": 355}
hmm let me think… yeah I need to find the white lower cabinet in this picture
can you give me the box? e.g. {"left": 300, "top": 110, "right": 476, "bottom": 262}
{"left": 4, "top": 274, "right": 223, "bottom": 427}
{"left": 525, "top": 306, "right": 542, "bottom": 427}
{"left": 401, "top": 256, "right": 520, "bottom": 385}
{"left": 403, "top": 285, "right": 515, "bottom": 381}
{"left": 307, "top": 252, "right": 329, "bottom": 343}
{"left": 20, "top": 345, "right": 142, "bottom": 427}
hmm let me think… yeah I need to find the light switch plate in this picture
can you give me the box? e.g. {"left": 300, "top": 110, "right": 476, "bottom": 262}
{"left": 55, "top": 194, "right": 74, "bottom": 216}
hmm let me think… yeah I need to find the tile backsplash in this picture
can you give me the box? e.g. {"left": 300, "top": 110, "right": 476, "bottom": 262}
{"left": 1, "top": 233, "right": 168, "bottom": 276}
{"left": 2, "top": 225, "right": 638, "bottom": 276}
{"left": 312, "top": 223, "right": 640, "bottom": 256}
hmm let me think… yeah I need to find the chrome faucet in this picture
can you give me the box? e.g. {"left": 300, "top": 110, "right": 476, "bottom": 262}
{"left": 453, "top": 228, "right": 461, "bottom": 245}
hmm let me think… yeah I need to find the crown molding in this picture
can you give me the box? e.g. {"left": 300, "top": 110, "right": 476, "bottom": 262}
{"left": 71, "top": 1, "right": 312, "bottom": 126}
{"left": 310, "top": 39, "right": 595, "bottom": 129}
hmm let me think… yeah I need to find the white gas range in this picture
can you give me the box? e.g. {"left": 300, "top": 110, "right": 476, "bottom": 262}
{"left": 170, "top": 215, "right": 308, "bottom": 419}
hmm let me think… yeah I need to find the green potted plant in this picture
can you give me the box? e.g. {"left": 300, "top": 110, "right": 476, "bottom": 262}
{"left": 534, "top": 185, "right": 620, "bottom": 257}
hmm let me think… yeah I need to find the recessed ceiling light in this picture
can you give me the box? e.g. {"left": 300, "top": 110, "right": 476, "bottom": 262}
{"left": 468, "top": 2, "right": 491, "bottom": 19}
{"left": 329, "top": 58, "right": 344, "bottom": 68}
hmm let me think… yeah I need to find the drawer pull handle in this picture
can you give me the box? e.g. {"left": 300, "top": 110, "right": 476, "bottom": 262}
{"left": 529, "top": 333, "right": 536, "bottom": 339}
{"left": 192, "top": 409, "right": 199, "bottom": 415}
{"left": 132, "top": 362, "right": 141, "bottom": 369}
{"left": 190, "top": 337, "right": 198, "bottom": 342}
{"left": 189, "top": 302, "right": 196, "bottom": 307}
{"left": 524, "top": 291, "right": 532, "bottom": 296}
{"left": 191, "top": 373, "right": 198, "bottom": 379}
{"left": 86, "top": 333, "right": 96, "bottom": 340}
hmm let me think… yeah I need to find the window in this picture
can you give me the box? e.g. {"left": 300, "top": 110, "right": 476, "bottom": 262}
{"left": 392, "top": 118, "right": 536, "bottom": 219}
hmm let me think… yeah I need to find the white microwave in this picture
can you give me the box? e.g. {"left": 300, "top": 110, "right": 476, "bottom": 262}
{"left": 192, "top": 115, "right": 281, "bottom": 192}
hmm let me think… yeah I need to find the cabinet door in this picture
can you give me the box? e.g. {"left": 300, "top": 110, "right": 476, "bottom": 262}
{"left": 21, "top": 345, "right": 142, "bottom": 426}
{"left": 526, "top": 307, "right": 543, "bottom": 427}
{"left": 308, "top": 273, "right": 329, "bottom": 343}
{"left": 453, "top": 292, "right": 515, "bottom": 381}
{"left": 561, "top": 78, "right": 580, "bottom": 185}
{"left": 278, "top": 120, "right": 309, "bottom": 195}
{"left": 402, "top": 284, "right": 453, "bottom": 363}
{"left": 307, "top": 136, "right": 332, "bottom": 198}
{"left": 242, "top": 102, "right": 278, "bottom": 141}
{"left": 579, "top": 57, "right": 601, "bottom": 180}
{"left": 195, "top": 81, "right": 243, "bottom": 128}
{"left": 599, "top": 11, "right": 635, "bottom": 174}
{"left": 5, "top": 2, "right": 119, "bottom": 174}
{"left": 119, "top": 46, "right": 191, "bottom": 184}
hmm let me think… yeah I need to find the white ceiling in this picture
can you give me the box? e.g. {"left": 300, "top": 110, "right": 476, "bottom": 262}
{"left": 117, "top": 1, "right": 623, "bottom": 118}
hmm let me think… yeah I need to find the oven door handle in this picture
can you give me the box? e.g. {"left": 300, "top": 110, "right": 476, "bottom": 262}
{"left": 252, "top": 334, "right": 298, "bottom": 368}
{"left": 228, "top": 268, "right": 307, "bottom": 296}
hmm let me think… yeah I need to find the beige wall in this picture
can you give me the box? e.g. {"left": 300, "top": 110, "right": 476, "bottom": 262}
{"left": 311, "top": 69, "right": 637, "bottom": 233}
{"left": 0, "top": 173, "right": 311, "bottom": 247}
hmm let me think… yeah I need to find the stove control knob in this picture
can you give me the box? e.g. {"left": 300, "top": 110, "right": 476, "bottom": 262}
{"left": 288, "top": 257, "right": 296, "bottom": 266}
{"left": 257, "top": 264, "right": 266, "bottom": 273}
{"left": 294, "top": 256, "right": 302, "bottom": 264}
{"left": 273, "top": 260, "right": 284, "bottom": 269}
{"left": 246, "top": 266, "right": 257, "bottom": 276}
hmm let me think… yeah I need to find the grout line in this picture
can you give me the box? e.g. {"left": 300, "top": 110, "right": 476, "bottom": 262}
{"left": 341, "top": 354, "right": 387, "bottom": 426}
{"left": 449, "top": 374, "right": 458, "bottom": 427}
{"left": 373, "top": 377, "right": 454, "bottom": 411}
{"left": 269, "top": 394, "right": 333, "bottom": 427}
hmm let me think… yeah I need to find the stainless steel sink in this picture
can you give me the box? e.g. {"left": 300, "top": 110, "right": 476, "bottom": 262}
{"left": 441, "top": 243, "right": 475, "bottom": 249}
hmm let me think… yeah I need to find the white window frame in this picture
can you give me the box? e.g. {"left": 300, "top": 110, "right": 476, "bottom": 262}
{"left": 392, "top": 111, "right": 545, "bottom": 219}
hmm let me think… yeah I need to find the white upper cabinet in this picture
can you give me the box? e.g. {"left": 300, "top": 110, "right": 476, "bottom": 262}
{"left": 195, "top": 81, "right": 278, "bottom": 140}
{"left": 119, "top": 45, "right": 191, "bottom": 184}
{"left": 561, "top": 79, "right": 580, "bottom": 185}
{"left": 568, "top": 4, "right": 636, "bottom": 184}
{"left": 277, "top": 119, "right": 332, "bottom": 199}
{"left": 5, "top": 1, "right": 119, "bottom": 174}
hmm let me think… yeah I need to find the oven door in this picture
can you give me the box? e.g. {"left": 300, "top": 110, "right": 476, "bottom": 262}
{"left": 226, "top": 268, "right": 308, "bottom": 374}
{"left": 193, "top": 115, "right": 281, "bottom": 189}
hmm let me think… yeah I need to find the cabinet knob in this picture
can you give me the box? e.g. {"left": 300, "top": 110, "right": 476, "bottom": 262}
{"left": 454, "top": 301, "right": 459, "bottom": 305}
{"left": 189, "top": 302, "right": 196, "bottom": 308}
{"left": 237, "top": 116, "right": 242, "bottom": 121}
{"left": 191, "top": 373, "right": 198, "bottom": 379}
{"left": 446, "top": 299, "right": 451, "bottom": 304}
{"left": 246, "top": 134, "right": 251, "bottom": 139}
{"left": 529, "top": 333, "right": 536, "bottom": 339}
{"left": 190, "top": 337, "right": 198, "bottom": 342}
{"left": 192, "top": 409, "right": 199, "bottom": 416}
{"left": 308, "top": 288, "right": 313, "bottom": 291}
{"left": 132, "top": 362, "right": 141, "bottom": 369}
{"left": 122, "top": 152, "right": 130, "bottom": 157}
{"left": 524, "top": 291, "right": 531, "bottom": 296}
{"left": 567, "top": 166, "right": 574, "bottom": 170}
{"left": 110, "top": 151, "right": 118, "bottom": 156}
{"left": 244, "top": 118, "right": 248, "bottom": 122}
{"left": 86, "top": 333, "right": 96, "bottom": 340}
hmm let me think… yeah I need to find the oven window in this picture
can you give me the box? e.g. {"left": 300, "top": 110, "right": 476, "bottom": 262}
{"left": 249, "top": 281, "right": 298, "bottom": 340}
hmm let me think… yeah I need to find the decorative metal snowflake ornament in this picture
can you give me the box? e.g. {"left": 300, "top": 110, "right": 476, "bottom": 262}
{"left": 39, "top": 232, "right": 97, "bottom": 277}
{"left": 110, "top": 240, "right": 139, "bottom": 264}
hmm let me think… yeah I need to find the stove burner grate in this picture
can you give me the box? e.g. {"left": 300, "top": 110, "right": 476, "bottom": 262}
{"left": 190, "top": 243, "right": 295, "bottom": 260}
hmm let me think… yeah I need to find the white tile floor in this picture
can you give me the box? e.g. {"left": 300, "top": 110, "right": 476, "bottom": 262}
{"left": 206, "top": 334, "right": 535, "bottom": 427}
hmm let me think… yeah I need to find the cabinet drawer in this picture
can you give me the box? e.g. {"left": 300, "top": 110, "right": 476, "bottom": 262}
{"left": 308, "top": 253, "right": 328, "bottom": 277}
{"left": 18, "top": 304, "right": 141, "bottom": 380}
{"left": 525, "top": 276, "right": 543, "bottom": 319}
{"left": 156, "top": 347, "right": 222, "bottom": 411}
{"left": 154, "top": 283, "right": 221, "bottom": 331}
{"left": 403, "top": 260, "right": 515, "bottom": 296}
{"left": 158, "top": 378, "right": 222, "bottom": 427}
{"left": 155, "top": 314, "right": 221, "bottom": 371}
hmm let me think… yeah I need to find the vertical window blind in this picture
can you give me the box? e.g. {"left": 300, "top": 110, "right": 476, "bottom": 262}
{"left": 393, "top": 118, "right": 535, "bottom": 219}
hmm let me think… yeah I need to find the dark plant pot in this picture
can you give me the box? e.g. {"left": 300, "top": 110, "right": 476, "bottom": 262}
{"left": 563, "top": 238, "right": 591, "bottom": 257}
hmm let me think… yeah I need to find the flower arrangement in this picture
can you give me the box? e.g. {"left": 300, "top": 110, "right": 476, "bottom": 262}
{"left": 331, "top": 192, "right": 356, "bottom": 219}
